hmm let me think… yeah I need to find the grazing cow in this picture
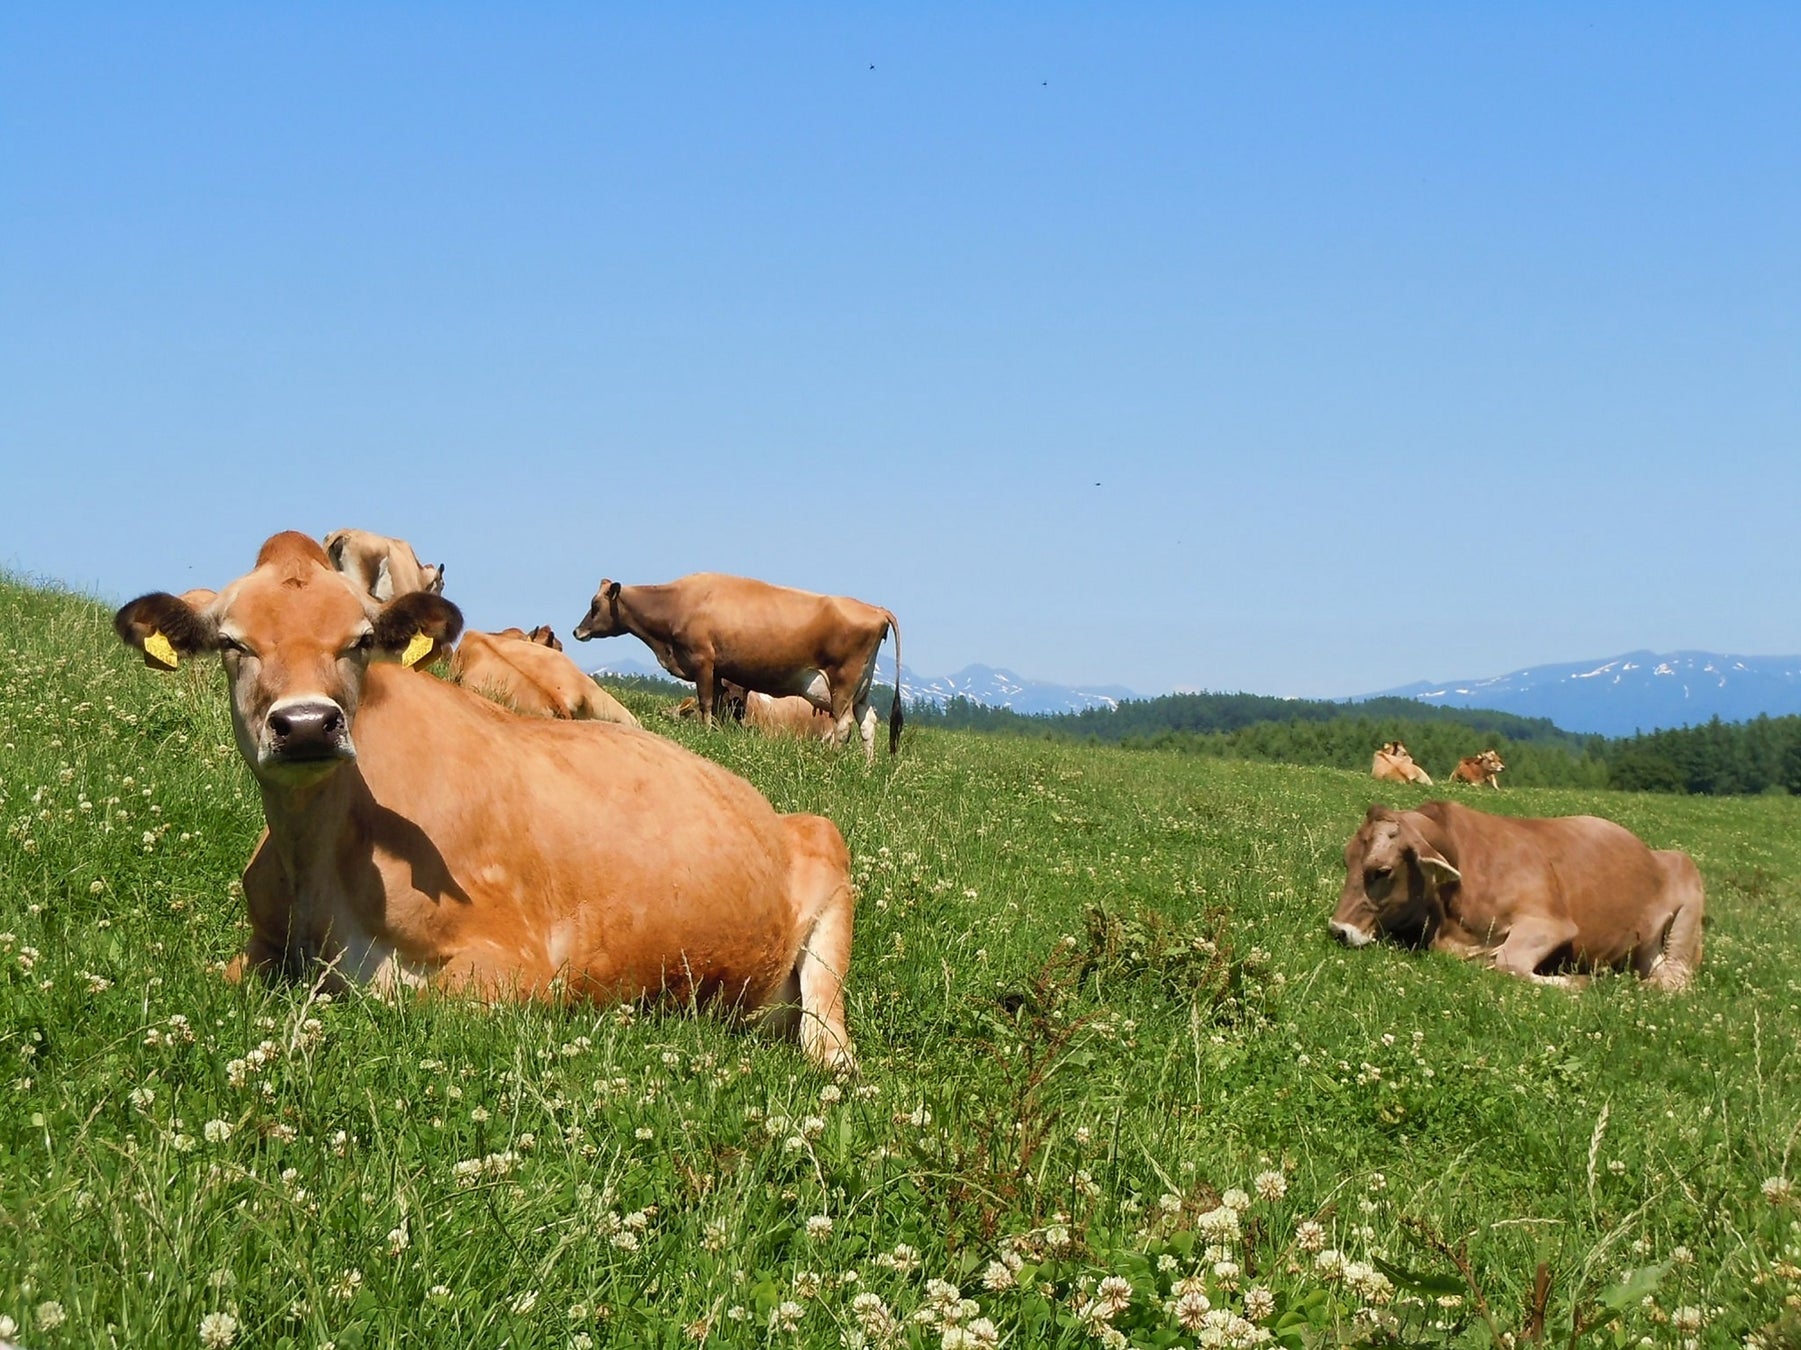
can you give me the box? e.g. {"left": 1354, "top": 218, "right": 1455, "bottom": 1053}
{"left": 113, "top": 533, "right": 856, "bottom": 1068}
{"left": 1371, "top": 741, "right": 1433, "bottom": 786}
{"left": 1450, "top": 748, "right": 1506, "bottom": 788}
{"left": 667, "top": 681, "right": 836, "bottom": 742}
{"left": 1329, "top": 799, "right": 1703, "bottom": 990}
{"left": 451, "top": 629, "right": 641, "bottom": 728}
{"left": 323, "top": 528, "right": 446, "bottom": 602}
{"left": 573, "top": 572, "right": 903, "bottom": 762}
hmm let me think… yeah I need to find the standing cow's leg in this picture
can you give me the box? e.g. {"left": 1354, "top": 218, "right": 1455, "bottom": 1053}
{"left": 693, "top": 659, "right": 718, "bottom": 727}
{"left": 779, "top": 814, "right": 856, "bottom": 1070}
{"left": 854, "top": 699, "right": 878, "bottom": 765}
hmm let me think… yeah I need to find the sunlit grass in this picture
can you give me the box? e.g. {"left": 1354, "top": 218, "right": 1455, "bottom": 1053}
{"left": 4, "top": 573, "right": 1801, "bottom": 1346}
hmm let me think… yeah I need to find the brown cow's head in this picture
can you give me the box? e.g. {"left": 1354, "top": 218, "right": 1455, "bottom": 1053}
{"left": 419, "top": 562, "right": 447, "bottom": 596}
{"left": 527, "top": 625, "right": 563, "bottom": 651}
{"left": 1479, "top": 749, "right": 1505, "bottom": 775}
{"left": 572, "top": 581, "right": 623, "bottom": 642}
{"left": 1330, "top": 805, "right": 1463, "bottom": 950}
{"left": 114, "top": 532, "right": 462, "bottom": 786}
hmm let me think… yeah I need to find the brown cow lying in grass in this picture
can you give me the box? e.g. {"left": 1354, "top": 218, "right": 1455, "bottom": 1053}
{"left": 452, "top": 628, "right": 640, "bottom": 727}
{"left": 114, "top": 532, "right": 857, "bottom": 1068}
{"left": 1450, "top": 748, "right": 1506, "bottom": 788}
{"left": 1330, "top": 799, "right": 1703, "bottom": 990}
{"left": 665, "top": 680, "right": 836, "bottom": 742}
{"left": 1371, "top": 741, "right": 1433, "bottom": 785}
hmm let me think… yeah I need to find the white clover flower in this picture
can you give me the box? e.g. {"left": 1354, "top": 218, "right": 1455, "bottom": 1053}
{"left": 1221, "top": 1188, "right": 1251, "bottom": 1213}
{"left": 982, "top": 1261, "right": 1015, "bottom": 1292}
{"left": 1095, "top": 1275, "right": 1133, "bottom": 1315}
{"left": 385, "top": 1223, "right": 409, "bottom": 1256}
{"left": 199, "top": 1310, "right": 240, "bottom": 1347}
{"left": 1173, "top": 1288, "right": 1212, "bottom": 1330}
{"left": 1294, "top": 1219, "right": 1325, "bottom": 1252}
{"left": 1254, "top": 1170, "right": 1287, "bottom": 1202}
{"left": 1763, "top": 1176, "right": 1793, "bottom": 1202}
{"left": 1196, "top": 1205, "right": 1241, "bottom": 1243}
{"left": 768, "top": 1299, "right": 805, "bottom": 1333}
{"left": 1043, "top": 1224, "right": 1072, "bottom": 1251}
{"left": 130, "top": 1086, "right": 156, "bottom": 1111}
{"left": 1670, "top": 1306, "right": 1703, "bottom": 1333}
{"left": 203, "top": 1119, "right": 233, "bottom": 1144}
{"left": 1244, "top": 1286, "right": 1275, "bottom": 1320}
{"left": 792, "top": 1271, "right": 822, "bottom": 1300}
{"left": 37, "top": 1301, "right": 67, "bottom": 1331}
{"left": 805, "top": 1214, "right": 833, "bottom": 1241}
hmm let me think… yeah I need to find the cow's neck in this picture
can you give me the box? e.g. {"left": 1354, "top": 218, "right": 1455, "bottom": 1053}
{"left": 618, "top": 593, "right": 692, "bottom": 680}
{"left": 257, "top": 769, "right": 372, "bottom": 901}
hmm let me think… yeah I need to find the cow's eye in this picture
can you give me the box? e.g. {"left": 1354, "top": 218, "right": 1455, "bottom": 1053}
{"left": 345, "top": 633, "right": 375, "bottom": 657}
{"left": 218, "top": 636, "right": 248, "bottom": 657}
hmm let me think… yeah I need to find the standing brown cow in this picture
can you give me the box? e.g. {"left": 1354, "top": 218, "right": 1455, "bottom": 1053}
{"left": 573, "top": 573, "right": 902, "bottom": 762}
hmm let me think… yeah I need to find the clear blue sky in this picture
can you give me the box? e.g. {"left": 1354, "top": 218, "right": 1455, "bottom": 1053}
{"left": 5, "top": 5, "right": 1797, "bottom": 699}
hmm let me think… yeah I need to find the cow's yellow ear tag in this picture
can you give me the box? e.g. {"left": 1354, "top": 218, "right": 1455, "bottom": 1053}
{"left": 400, "top": 632, "right": 435, "bottom": 668}
{"left": 144, "top": 631, "right": 179, "bottom": 670}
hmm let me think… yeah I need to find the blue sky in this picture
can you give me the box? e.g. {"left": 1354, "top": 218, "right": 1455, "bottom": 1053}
{"left": 4, "top": 5, "right": 1797, "bottom": 699}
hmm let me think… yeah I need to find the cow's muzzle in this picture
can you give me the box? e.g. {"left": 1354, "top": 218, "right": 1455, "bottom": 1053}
{"left": 1330, "top": 921, "right": 1376, "bottom": 949}
{"left": 264, "top": 700, "right": 354, "bottom": 765}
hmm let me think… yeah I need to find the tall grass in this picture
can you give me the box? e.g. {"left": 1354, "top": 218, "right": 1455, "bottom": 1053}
{"left": 4, "top": 574, "right": 1800, "bottom": 1347}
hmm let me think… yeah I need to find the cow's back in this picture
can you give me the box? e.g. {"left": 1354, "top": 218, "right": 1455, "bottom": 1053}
{"left": 1432, "top": 802, "right": 1676, "bottom": 966}
{"left": 351, "top": 668, "right": 796, "bottom": 999}
{"left": 680, "top": 574, "right": 888, "bottom": 673}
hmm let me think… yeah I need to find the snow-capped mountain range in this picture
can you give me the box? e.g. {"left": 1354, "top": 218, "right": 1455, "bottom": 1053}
{"left": 1355, "top": 650, "right": 1801, "bottom": 738}
{"left": 591, "top": 656, "right": 1135, "bottom": 716}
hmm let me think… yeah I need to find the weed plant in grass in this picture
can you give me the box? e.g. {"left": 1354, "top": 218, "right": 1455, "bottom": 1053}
{"left": 4, "top": 574, "right": 1801, "bottom": 1347}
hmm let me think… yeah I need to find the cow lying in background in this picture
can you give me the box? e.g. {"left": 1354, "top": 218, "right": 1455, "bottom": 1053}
{"left": 667, "top": 681, "right": 836, "bottom": 742}
{"left": 113, "top": 533, "right": 856, "bottom": 1068}
{"left": 1330, "top": 799, "right": 1703, "bottom": 990}
{"left": 452, "top": 629, "right": 640, "bottom": 727}
{"left": 525, "top": 625, "right": 563, "bottom": 651}
{"left": 1371, "top": 741, "right": 1433, "bottom": 785}
{"left": 324, "top": 528, "right": 446, "bottom": 602}
{"left": 1450, "top": 748, "right": 1506, "bottom": 788}
{"left": 573, "top": 572, "right": 902, "bottom": 762}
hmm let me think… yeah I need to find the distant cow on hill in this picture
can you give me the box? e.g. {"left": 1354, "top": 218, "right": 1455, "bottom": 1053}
{"left": 573, "top": 572, "right": 902, "bottom": 762}
{"left": 1330, "top": 799, "right": 1703, "bottom": 991}
{"left": 1450, "top": 749, "right": 1506, "bottom": 789}
{"left": 1371, "top": 741, "right": 1433, "bottom": 785}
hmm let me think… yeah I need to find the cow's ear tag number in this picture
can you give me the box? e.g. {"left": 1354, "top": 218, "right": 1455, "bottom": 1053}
{"left": 144, "top": 631, "right": 180, "bottom": 670}
{"left": 401, "top": 632, "right": 435, "bottom": 668}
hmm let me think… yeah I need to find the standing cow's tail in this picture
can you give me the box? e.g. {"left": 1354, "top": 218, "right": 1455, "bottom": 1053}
{"left": 884, "top": 611, "right": 904, "bottom": 755}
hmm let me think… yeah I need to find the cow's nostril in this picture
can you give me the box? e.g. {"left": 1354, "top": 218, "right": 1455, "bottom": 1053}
{"left": 269, "top": 709, "right": 294, "bottom": 738}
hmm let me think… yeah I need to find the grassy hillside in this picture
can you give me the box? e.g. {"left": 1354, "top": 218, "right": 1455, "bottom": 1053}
{"left": 4, "top": 574, "right": 1801, "bottom": 1347}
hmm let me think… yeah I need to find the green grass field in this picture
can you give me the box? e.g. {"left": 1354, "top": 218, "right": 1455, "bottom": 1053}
{"left": 4, "top": 574, "right": 1801, "bottom": 1348}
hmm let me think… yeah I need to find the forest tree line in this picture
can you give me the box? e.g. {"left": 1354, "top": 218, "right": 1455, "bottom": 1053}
{"left": 894, "top": 689, "right": 1801, "bottom": 796}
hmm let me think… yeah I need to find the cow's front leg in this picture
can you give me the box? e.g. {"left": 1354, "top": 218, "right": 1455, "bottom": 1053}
{"left": 1491, "top": 916, "right": 1583, "bottom": 986}
{"left": 693, "top": 661, "right": 718, "bottom": 728}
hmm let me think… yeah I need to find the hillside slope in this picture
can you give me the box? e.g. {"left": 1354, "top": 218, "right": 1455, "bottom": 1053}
{"left": 4, "top": 574, "right": 1800, "bottom": 1341}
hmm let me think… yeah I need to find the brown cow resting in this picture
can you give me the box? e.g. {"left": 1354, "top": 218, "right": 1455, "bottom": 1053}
{"left": 323, "top": 528, "right": 445, "bottom": 602}
{"left": 113, "top": 533, "right": 856, "bottom": 1068}
{"left": 1450, "top": 749, "right": 1506, "bottom": 788}
{"left": 573, "top": 572, "right": 902, "bottom": 762}
{"left": 667, "top": 681, "right": 836, "bottom": 742}
{"left": 1371, "top": 741, "right": 1433, "bottom": 785}
{"left": 1330, "top": 799, "right": 1703, "bottom": 990}
{"left": 452, "top": 629, "right": 640, "bottom": 727}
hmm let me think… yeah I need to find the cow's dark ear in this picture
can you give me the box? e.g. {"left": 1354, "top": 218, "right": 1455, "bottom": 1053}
{"left": 115, "top": 592, "right": 216, "bottom": 671}
{"left": 604, "top": 580, "right": 621, "bottom": 602}
{"left": 373, "top": 592, "right": 463, "bottom": 667}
